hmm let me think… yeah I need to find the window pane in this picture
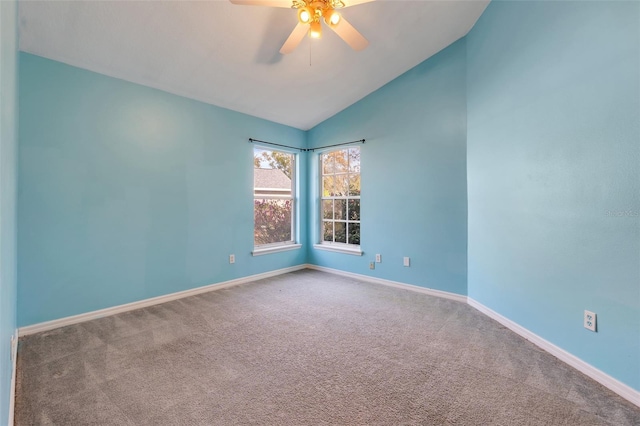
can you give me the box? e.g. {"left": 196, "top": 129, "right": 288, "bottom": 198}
{"left": 319, "top": 146, "right": 360, "bottom": 248}
{"left": 348, "top": 223, "right": 360, "bottom": 245}
{"left": 335, "top": 222, "right": 347, "bottom": 243}
{"left": 254, "top": 147, "right": 294, "bottom": 247}
{"left": 254, "top": 199, "right": 292, "bottom": 245}
{"left": 322, "top": 176, "right": 335, "bottom": 196}
{"left": 322, "top": 153, "right": 334, "bottom": 175}
{"left": 334, "top": 199, "right": 346, "bottom": 220}
{"left": 348, "top": 175, "right": 360, "bottom": 196}
{"left": 334, "top": 150, "right": 348, "bottom": 173}
{"left": 323, "top": 221, "right": 333, "bottom": 242}
{"left": 254, "top": 149, "right": 293, "bottom": 180}
{"left": 348, "top": 148, "right": 360, "bottom": 173}
{"left": 334, "top": 175, "right": 349, "bottom": 196}
{"left": 348, "top": 199, "right": 360, "bottom": 221}
{"left": 323, "top": 200, "right": 333, "bottom": 219}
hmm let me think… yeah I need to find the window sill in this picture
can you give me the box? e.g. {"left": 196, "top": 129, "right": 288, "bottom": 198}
{"left": 313, "top": 243, "right": 363, "bottom": 256}
{"left": 252, "top": 244, "right": 302, "bottom": 257}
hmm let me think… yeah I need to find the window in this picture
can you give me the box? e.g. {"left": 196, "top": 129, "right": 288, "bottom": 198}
{"left": 320, "top": 147, "right": 361, "bottom": 247}
{"left": 253, "top": 148, "right": 298, "bottom": 254}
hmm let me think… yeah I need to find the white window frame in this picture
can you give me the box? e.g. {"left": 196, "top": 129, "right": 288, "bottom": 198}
{"left": 252, "top": 147, "right": 301, "bottom": 256}
{"left": 315, "top": 146, "right": 362, "bottom": 256}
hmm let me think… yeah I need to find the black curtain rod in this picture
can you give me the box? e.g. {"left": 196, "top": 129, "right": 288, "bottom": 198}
{"left": 305, "top": 139, "right": 366, "bottom": 152}
{"left": 249, "top": 138, "right": 304, "bottom": 151}
{"left": 249, "top": 138, "right": 365, "bottom": 152}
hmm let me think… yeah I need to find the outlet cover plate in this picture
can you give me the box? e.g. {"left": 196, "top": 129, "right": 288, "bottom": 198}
{"left": 375, "top": 254, "right": 381, "bottom": 263}
{"left": 403, "top": 257, "right": 410, "bottom": 267}
{"left": 584, "top": 310, "right": 597, "bottom": 332}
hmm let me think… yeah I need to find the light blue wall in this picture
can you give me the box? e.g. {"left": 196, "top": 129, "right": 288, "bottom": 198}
{"left": 307, "top": 39, "right": 468, "bottom": 295}
{"left": 18, "top": 53, "right": 307, "bottom": 326}
{"left": 467, "top": 1, "right": 640, "bottom": 391}
{"left": 0, "top": 0, "right": 18, "bottom": 422}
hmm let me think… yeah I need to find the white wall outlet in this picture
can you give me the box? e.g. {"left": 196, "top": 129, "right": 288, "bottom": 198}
{"left": 369, "top": 262, "right": 375, "bottom": 270}
{"left": 229, "top": 254, "right": 235, "bottom": 264}
{"left": 584, "top": 310, "right": 597, "bottom": 332}
{"left": 375, "top": 254, "right": 382, "bottom": 263}
{"left": 403, "top": 257, "right": 410, "bottom": 267}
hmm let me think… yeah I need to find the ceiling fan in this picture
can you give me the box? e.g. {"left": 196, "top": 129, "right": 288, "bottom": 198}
{"left": 230, "top": 0, "right": 374, "bottom": 54}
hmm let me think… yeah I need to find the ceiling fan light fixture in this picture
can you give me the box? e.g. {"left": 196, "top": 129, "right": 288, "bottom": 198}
{"left": 309, "top": 20, "right": 322, "bottom": 39}
{"left": 229, "top": 0, "right": 371, "bottom": 54}
{"left": 298, "top": 7, "right": 314, "bottom": 24}
{"left": 323, "top": 9, "right": 341, "bottom": 26}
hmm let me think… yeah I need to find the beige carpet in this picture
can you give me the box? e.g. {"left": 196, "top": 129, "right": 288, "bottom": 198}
{"left": 15, "top": 269, "right": 640, "bottom": 425}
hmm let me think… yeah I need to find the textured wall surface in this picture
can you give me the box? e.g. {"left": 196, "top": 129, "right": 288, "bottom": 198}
{"left": 307, "top": 39, "right": 468, "bottom": 296}
{"left": 467, "top": 1, "right": 640, "bottom": 391}
{"left": 0, "top": 0, "right": 18, "bottom": 422}
{"left": 18, "top": 53, "right": 307, "bottom": 326}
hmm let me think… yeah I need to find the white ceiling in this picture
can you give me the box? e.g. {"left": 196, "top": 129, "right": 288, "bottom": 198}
{"left": 19, "top": 0, "right": 489, "bottom": 130}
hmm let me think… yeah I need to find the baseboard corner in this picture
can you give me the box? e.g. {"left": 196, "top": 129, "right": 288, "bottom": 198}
{"left": 305, "top": 264, "right": 467, "bottom": 303}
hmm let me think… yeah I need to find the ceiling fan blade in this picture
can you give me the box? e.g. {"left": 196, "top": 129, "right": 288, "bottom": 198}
{"left": 343, "top": 0, "right": 375, "bottom": 7}
{"left": 229, "top": 0, "right": 294, "bottom": 8}
{"left": 280, "top": 22, "right": 308, "bottom": 54}
{"left": 330, "top": 17, "right": 368, "bottom": 51}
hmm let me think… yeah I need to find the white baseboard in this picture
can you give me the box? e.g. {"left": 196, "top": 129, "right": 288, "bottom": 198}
{"left": 305, "top": 264, "right": 467, "bottom": 303}
{"left": 8, "top": 329, "right": 17, "bottom": 426}
{"left": 18, "top": 265, "right": 307, "bottom": 337}
{"left": 14, "top": 263, "right": 639, "bottom": 408}
{"left": 468, "top": 298, "right": 640, "bottom": 408}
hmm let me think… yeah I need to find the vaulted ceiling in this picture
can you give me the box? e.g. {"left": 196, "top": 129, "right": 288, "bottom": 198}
{"left": 19, "top": 0, "right": 489, "bottom": 130}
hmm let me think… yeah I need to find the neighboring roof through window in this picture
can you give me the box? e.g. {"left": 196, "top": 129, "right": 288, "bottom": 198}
{"left": 254, "top": 168, "right": 291, "bottom": 195}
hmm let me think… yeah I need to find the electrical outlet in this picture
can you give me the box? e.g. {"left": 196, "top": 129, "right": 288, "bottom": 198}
{"left": 229, "top": 254, "right": 235, "bottom": 264}
{"left": 375, "top": 254, "right": 382, "bottom": 263}
{"left": 403, "top": 257, "right": 410, "bottom": 267}
{"left": 584, "top": 310, "right": 597, "bottom": 332}
{"left": 369, "top": 262, "right": 375, "bottom": 270}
